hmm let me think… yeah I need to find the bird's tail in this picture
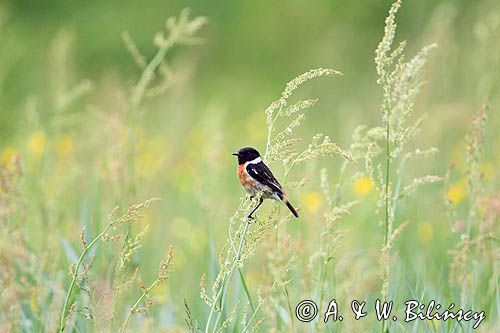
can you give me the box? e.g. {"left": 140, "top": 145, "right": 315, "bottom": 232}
{"left": 285, "top": 200, "right": 299, "bottom": 218}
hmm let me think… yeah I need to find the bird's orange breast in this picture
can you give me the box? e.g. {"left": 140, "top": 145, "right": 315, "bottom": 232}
{"left": 238, "top": 163, "right": 254, "bottom": 188}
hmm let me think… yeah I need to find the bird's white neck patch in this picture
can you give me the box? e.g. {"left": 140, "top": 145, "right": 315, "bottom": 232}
{"left": 247, "top": 156, "right": 262, "bottom": 164}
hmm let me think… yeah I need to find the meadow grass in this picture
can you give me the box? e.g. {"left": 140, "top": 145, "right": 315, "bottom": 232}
{"left": 0, "top": 1, "right": 499, "bottom": 332}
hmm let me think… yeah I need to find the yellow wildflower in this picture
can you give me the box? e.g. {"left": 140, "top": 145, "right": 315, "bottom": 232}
{"left": 1, "top": 147, "right": 18, "bottom": 167}
{"left": 30, "top": 291, "right": 39, "bottom": 314}
{"left": 56, "top": 135, "right": 74, "bottom": 159}
{"left": 27, "top": 131, "right": 46, "bottom": 158}
{"left": 353, "top": 177, "right": 373, "bottom": 196}
{"left": 446, "top": 180, "right": 467, "bottom": 204}
{"left": 302, "top": 191, "right": 324, "bottom": 213}
{"left": 418, "top": 222, "right": 434, "bottom": 244}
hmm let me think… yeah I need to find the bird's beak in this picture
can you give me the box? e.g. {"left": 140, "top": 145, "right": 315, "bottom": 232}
{"left": 232, "top": 152, "right": 239, "bottom": 156}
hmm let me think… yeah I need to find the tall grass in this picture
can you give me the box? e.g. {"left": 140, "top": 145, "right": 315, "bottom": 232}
{"left": 201, "top": 68, "right": 351, "bottom": 332}
{"left": 448, "top": 102, "right": 500, "bottom": 322}
{"left": 373, "top": 3, "right": 441, "bottom": 330}
{"left": 58, "top": 198, "right": 160, "bottom": 332}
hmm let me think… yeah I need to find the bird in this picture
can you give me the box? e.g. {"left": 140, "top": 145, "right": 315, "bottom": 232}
{"left": 232, "top": 147, "right": 299, "bottom": 219}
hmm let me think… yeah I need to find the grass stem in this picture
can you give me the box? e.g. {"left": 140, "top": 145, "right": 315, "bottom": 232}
{"left": 59, "top": 224, "right": 111, "bottom": 332}
{"left": 120, "top": 279, "right": 160, "bottom": 333}
{"left": 238, "top": 268, "right": 255, "bottom": 313}
{"left": 211, "top": 220, "right": 251, "bottom": 332}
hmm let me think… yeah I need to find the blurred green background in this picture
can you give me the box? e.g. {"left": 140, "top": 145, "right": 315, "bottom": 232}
{"left": 1, "top": 0, "right": 497, "bottom": 140}
{"left": 0, "top": 0, "right": 499, "bottom": 332}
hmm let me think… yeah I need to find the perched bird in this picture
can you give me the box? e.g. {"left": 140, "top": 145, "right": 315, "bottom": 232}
{"left": 232, "top": 147, "right": 299, "bottom": 219}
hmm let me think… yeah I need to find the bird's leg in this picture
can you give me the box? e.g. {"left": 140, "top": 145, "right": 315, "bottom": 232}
{"left": 247, "top": 197, "right": 264, "bottom": 220}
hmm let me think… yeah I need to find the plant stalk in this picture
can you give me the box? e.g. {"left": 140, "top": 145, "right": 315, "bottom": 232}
{"left": 120, "top": 279, "right": 160, "bottom": 333}
{"left": 59, "top": 224, "right": 111, "bottom": 332}
{"left": 211, "top": 220, "right": 251, "bottom": 332}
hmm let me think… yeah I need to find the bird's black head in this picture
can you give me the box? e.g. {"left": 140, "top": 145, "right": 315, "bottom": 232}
{"left": 232, "top": 147, "right": 261, "bottom": 164}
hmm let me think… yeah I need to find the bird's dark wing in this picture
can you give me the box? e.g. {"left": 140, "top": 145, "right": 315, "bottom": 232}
{"left": 246, "top": 162, "right": 284, "bottom": 195}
